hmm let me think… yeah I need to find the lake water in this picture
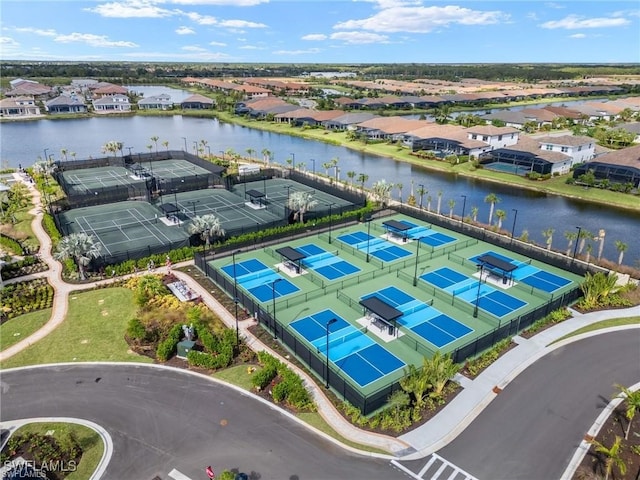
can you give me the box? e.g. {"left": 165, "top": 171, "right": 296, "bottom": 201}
{"left": 1, "top": 114, "right": 638, "bottom": 265}
{"left": 125, "top": 85, "right": 193, "bottom": 102}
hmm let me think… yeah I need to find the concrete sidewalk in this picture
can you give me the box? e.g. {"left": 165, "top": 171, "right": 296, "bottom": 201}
{"left": 2, "top": 171, "right": 638, "bottom": 463}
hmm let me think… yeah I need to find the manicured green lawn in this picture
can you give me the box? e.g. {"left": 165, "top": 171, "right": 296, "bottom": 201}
{"left": 1, "top": 288, "right": 152, "bottom": 368}
{"left": 8, "top": 422, "right": 104, "bottom": 480}
{"left": 0, "top": 308, "right": 51, "bottom": 351}
{"left": 553, "top": 316, "right": 640, "bottom": 344}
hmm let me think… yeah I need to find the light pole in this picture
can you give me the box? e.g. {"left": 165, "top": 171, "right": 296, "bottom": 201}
{"left": 232, "top": 250, "right": 242, "bottom": 345}
{"left": 219, "top": 150, "right": 225, "bottom": 162}
{"left": 510, "top": 208, "right": 518, "bottom": 242}
{"left": 327, "top": 203, "right": 336, "bottom": 244}
{"left": 413, "top": 236, "right": 424, "bottom": 286}
{"left": 284, "top": 185, "right": 292, "bottom": 216}
{"left": 573, "top": 226, "right": 582, "bottom": 262}
{"left": 473, "top": 262, "right": 485, "bottom": 318}
{"left": 310, "top": 158, "right": 315, "bottom": 175}
{"left": 43, "top": 148, "right": 49, "bottom": 164}
{"left": 181, "top": 137, "right": 187, "bottom": 152}
{"left": 325, "top": 318, "right": 338, "bottom": 389}
{"left": 271, "top": 278, "right": 284, "bottom": 339}
{"left": 193, "top": 141, "right": 198, "bottom": 156}
{"left": 460, "top": 195, "right": 467, "bottom": 225}
{"left": 365, "top": 216, "right": 372, "bottom": 263}
{"left": 418, "top": 184, "right": 424, "bottom": 209}
{"left": 206, "top": 146, "right": 211, "bottom": 157}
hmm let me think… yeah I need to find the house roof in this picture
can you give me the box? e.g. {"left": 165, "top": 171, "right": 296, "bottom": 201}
{"left": 5, "top": 80, "right": 52, "bottom": 96}
{"left": 0, "top": 97, "right": 36, "bottom": 108}
{"left": 465, "top": 125, "right": 520, "bottom": 136}
{"left": 355, "top": 116, "right": 428, "bottom": 134}
{"left": 535, "top": 135, "right": 593, "bottom": 147}
{"left": 46, "top": 95, "right": 86, "bottom": 107}
{"left": 181, "top": 94, "right": 214, "bottom": 104}
{"left": 619, "top": 122, "right": 640, "bottom": 135}
{"left": 93, "top": 84, "right": 129, "bottom": 95}
{"left": 520, "top": 108, "right": 559, "bottom": 122}
{"left": 274, "top": 109, "right": 344, "bottom": 121}
{"left": 505, "top": 136, "right": 571, "bottom": 164}
{"left": 325, "top": 112, "right": 378, "bottom": 125}
{"left": 589, "top": 144, "right": 640, "bottom": 169}
{"left": 542, "top": 106, "right": 584, "bottom": 119}
{"left": 138, "top": 94, "right": 173, "bottom": 105}
{"left": 92, "top": 94, "right": 130, "bottom": 105}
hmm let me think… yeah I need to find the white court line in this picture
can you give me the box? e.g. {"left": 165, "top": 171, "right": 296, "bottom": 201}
{"left": 128, "top": 208, "right": 174, "bottom": 244}
{"left": 168, "top": 468, "right": 193, "bottom": 480}
{"left": 76, "top": 215, "right": 113, "bottom": 256}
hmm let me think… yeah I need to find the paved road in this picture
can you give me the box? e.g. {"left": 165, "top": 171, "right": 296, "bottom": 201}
{"left": 398, "top": 330, "right": 640, "bottom": 480}
{"left": 1, "top": 364, "right": 404, "bottom": 480}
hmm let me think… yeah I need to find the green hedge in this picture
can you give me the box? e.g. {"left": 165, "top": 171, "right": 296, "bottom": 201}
{"left": 156, "top": 324, "right": 183, "bottom": 361}
{"left": 42, "top": 213, "right": 62, "bottom": 244}
{"left": 251, "top": 351, "right": 314, "bottom": 410}
{"left": 0, "top": 234, "right": 23, "bottom": 255}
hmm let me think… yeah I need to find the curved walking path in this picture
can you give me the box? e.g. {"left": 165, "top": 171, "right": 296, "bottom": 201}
{"left": 2, "top": 172, "right": 639, "bottom": 472}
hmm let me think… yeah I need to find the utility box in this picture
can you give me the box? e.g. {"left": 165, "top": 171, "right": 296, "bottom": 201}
{"left": 177, "top": 340, "right": 196, "bottom": 359}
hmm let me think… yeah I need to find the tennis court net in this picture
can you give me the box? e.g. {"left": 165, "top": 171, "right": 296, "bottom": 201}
{"left": 317, "top": 327, "right": 367, "bottom": 353}
{"left": 237, "top": 268, "right": 277, "bottom": 283}
{"left": 76, "top": 217, "right": 159, "bottom": 234}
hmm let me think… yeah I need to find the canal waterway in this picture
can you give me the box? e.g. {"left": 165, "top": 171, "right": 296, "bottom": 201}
{"left": 1, "top": 115, "right": 638, "bottom": 265}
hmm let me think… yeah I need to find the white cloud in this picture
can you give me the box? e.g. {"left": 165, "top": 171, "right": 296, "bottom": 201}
{"left": 86, "top": 1, "right": 175, "bottom": 18}
{"left": 272, "top": 48, "right": 321, "bottom": 55}
{"left": 13, "top": 27, "right": 57, "bottom": 37}
{"left": 54, "top": 33, "right": 138, "bottom": 48}
{"left": 302, "top": 34, "right": 327, "bottom": 41}
{"left": 185, "top": 12, "right": 218, "bottom": 25}
{"left": 182, "top": 45, "right": 206, "bottom": 51}
{"left": 167, "top": 0, "right": 267, "bottom": 5}
{"left": 238, "top": 44, "right": 265, "bottom": 50}
{"left": 541, "top": 14, "right": 630, "bottom": 29}
{"left": 569, "top": 33, "right": 587, "bottom": 39}
{"left": 175, "top": 26, "right": 196, "bottom": 34}
{"left": 209, "top": 41, "right": 227, "bottom": 46}
{"left": 334, "top": 5, "right": 508, "bottom": 33}
{"left": 0, "top": 36, "right": 19, "bottom": 46}
{"left": 545, "top": 2, "right": 565, "bottom": 9}
{"left": 330, "top": 31, "right": 389, "bottom": 44}
{"left": 218, "top": 19, "right": 267, "bottom": 29}
{"left": 122, "top": 50, "right": 234, "bottom": 61}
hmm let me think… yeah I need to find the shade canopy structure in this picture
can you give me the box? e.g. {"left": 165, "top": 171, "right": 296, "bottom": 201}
{"left": 245, "top": 189, "right": 266, "bottom": 206}
{"left": 275, "top": 246, "right": 306, "bottom": 274}
{"left": 477, "top": 253, "right": 517, "bottom": 284}
{"left": 359, "top": 296, "right": 403, "bottom": 335}
{"left": 160, "top": 202, "right": 179, "bottom": 215}
{"left": 382, "top": 219, "right": 411, "bottom": 242}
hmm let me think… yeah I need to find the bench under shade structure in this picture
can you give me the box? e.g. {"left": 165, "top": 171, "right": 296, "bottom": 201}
{"left": 477, "top": 253, "right": 518, "bottom": 285}
{"left": 245, "top": 189, "right": 266, "bottom": 207}
{"left": 359, "top": 296, "right": 403, "bottom": 336}
{"left": 159, "top": 202, "right": 180, "bottom": 218}
{"left": 382, "top": 219, "right": 411, "bottom": 243}
{"left": 275, "top": 246, "right": 307, "bottom": 274}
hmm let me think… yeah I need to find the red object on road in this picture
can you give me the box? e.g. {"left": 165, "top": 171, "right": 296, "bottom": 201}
{"left": 205, "top": 466, "right": 215, "bottom": 479}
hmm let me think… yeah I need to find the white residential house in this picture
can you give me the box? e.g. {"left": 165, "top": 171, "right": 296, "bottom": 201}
{"left": 0, "top": 96, "right": 41, "bottom": 117}
{"left": 92, "top": 94, "right": 131, "bottom": 113}
{"left": 536, "top": 135, "right": 595, "bottom": 171}
{"left": 466, "top": 125, "right": 520, "bottom": 149}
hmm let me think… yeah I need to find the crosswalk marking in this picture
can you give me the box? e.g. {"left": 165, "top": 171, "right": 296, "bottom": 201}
{"left": 168, "top": 468, "right": 193, "bottom": 480}
{"left": 392, "top": 453, "right": 479, "bottom": 480}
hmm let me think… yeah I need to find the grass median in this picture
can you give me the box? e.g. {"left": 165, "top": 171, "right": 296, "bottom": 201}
{"left": 552, "top": 316, "right": 640, "bottom": 344}
{"left": 0, "top": 308, "right": 51, "bottom": 351}
{"left": 0, "top": 287, "right": 152, "bottom": 368}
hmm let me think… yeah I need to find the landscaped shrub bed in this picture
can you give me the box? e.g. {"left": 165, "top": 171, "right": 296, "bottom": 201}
{"left": 0, "top": 431, "right": 82, "bottom": 480}
{"left": 0, "top": 278, "right": 53, "bottom": 321}
{"left": 0, "top": 255, "right": 48, "bottom": 279}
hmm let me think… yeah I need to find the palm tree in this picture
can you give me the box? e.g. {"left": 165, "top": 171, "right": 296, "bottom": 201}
{"left": 597, "top": 229, "right": 606, "bottom": 260}
{"left": 322, "top": 162, "right": 333, "bottom": 176}
{"left": 60, "top": 148, "right": 68, "bottom": 161}
{"left": 426, "top": 195, "right": 432, "bottom": 212}
{"left": 246, "top": 148, "right": 256, "bottom": 161}
{"left": 564, "top": 230, "right": 578, "bottom": 256}
{"left": 399, "top": 364, "right": 431, "bottom": 409}
{"left": 371, "top": 179, "right": 392, "bottom": 207}
{"left": 434, "top": 104, "right": 452, "bottom": 124}
{"left": 578, "top": 229, "right": 592, "bottom": 255}
{"left": 346, "top": 170, "right": 356, "bottom": 189}
{"left": 423, "top": 352, "right": 459, "bottom": 399}
{"left": 261, "top": 148, "right": 272, "bottom": 164}
{"left": 436, "top": 191, "right": 443, "bottom": 215}
{"left": 417, "top": 185, "right": 426, "bottom": 210}
{"left": 448, "top": 199, "right": 456, "bottom": 218}
{"left": 615, "top": 240, "right": 628, "bottom": 265}
{"left": 396, "top": 183, "right": 403, "bottom": 203}
{"left": 53, "top": 233, "right": 101, "bottom": 280}
{"left": 589, "top": 436, "right": 626, "bottom": 480}
{"left": 471, "top": 206, "right": 479, "bottom": 223}
{"left": 162, "top": 140, "right": 169, "bottom": 152}
{"left": 146, "top": 145, "right": 153, "bottom": 156}
{"left": 357, "top": 173, "right": 369, "bottom": 191}
{"left": 484, "top": 193, "right": 501, "bottom": 225}
{"left": 187, "top": 214, "right": 225, "bottom": 247}
{"left": 287, "top": 191, "right": 318, "bottom": 223}
{"left": 542, "top": 228, "right": 555, "bottom": 251}
{"left": 150, "top": 135, "right": 159, "bottom": 154}
{"left": 585, "top": 243, "right": 593, "bottom": 263}
{"left": 495, "top": 209, "right": 507, "bottom": 229}
{"left": 614, "top": 384, "right": 640, "bottom": 440}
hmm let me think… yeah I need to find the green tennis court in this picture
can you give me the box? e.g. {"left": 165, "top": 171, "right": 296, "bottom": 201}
{"left": 58, "top": 166, "right": 146, "bottom": 195}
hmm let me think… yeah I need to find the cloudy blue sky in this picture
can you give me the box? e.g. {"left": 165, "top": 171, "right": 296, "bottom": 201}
{"left": 1, "top": 0, "right": 639, "bottom": 63}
